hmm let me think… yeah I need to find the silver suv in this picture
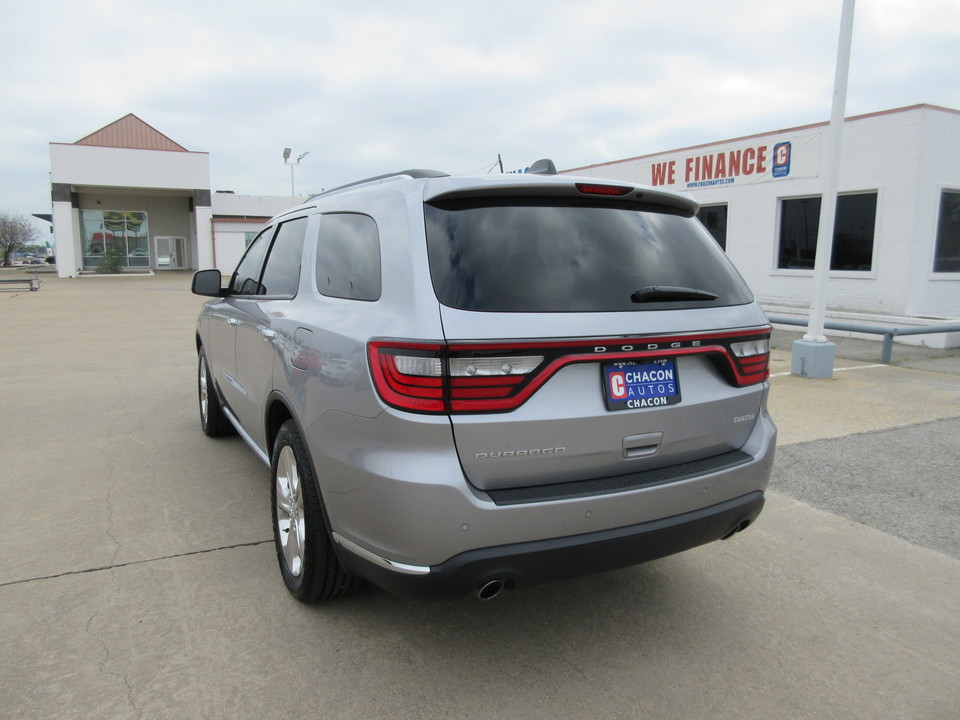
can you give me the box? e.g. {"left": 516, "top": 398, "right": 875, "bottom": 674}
{"left": 192, "top": 164, "right": 776, "bottom": 602}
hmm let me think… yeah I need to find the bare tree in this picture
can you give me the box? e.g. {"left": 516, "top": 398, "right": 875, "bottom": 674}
{"left": 0, "top": 212, "right": 40, "bottom": 267}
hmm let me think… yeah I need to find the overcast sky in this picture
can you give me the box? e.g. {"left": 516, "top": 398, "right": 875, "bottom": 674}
{"left": 2, "top": 0, "right": 958, "bottom": 234}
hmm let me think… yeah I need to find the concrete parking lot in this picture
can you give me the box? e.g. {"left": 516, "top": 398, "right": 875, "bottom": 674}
{"left": 2, "top": 272, "right": 959, "bottom": 719}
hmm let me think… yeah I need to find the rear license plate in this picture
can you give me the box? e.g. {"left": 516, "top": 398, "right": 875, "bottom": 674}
{"left": 603, "top": 359, "right": 681, "bottom": 411}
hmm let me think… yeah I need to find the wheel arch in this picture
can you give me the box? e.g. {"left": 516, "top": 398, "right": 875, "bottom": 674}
{"left": 265, "top": 392, "right": 297, "bottom": 456}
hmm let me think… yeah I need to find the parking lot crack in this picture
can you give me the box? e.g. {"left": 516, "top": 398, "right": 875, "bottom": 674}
{"left": 0, "top": 540, "right": 273, "bottom": 588}
{"left": 83, "top": 568, "right": 142, "bottom": 717}
{"left": 104, "top": 463, "right": 123, "bottom": 567}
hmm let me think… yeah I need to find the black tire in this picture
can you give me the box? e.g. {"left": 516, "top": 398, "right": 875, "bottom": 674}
{"left": 198, "top": 347, "right": 234, "bottom": 437}
{"left": 271, "top": 420, "right": 361, "bottom": 602}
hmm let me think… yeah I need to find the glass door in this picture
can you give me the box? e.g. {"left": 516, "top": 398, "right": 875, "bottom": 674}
{"left": 154, "top": 236, "right": 187, "bottom": 270}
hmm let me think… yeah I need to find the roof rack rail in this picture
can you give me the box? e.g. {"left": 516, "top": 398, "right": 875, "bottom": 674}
{"left": 309, "top": 169, "right": 449, "bottom": 200}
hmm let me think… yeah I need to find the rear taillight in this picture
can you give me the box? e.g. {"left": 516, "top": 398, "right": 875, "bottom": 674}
{"left": 728, "top": 337, "right": 771, "bottom": 386}
{"left": 370, "top": 343, "right": 445, "bottom": 413}
{"left": 369, "top": 342, "right": 545, "bottom": 414}
{"left": 369, "top": 329, "right": 770, "bottom": 415}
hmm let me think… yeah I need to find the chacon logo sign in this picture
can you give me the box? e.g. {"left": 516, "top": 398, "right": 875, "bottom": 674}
{"left": 772, "top": 141, "right": 792, "bottom": 178}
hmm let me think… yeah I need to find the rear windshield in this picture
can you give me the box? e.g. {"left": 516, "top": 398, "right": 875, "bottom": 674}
{"left": 424, "top": 198, "right": 754, "bottom": 312}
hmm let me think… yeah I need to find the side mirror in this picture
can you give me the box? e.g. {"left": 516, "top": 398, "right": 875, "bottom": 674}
{"left": 192, "top": 269, "right": 226, "bottom": 297}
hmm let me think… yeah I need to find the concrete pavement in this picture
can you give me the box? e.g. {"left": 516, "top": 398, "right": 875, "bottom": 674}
{"left": 2, "top": 273, "right": 958, "bottom": 719}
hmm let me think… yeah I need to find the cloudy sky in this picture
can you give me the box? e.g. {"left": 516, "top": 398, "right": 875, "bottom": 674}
{"left": 2, "top": 0, "right": 958, "bottom": 233}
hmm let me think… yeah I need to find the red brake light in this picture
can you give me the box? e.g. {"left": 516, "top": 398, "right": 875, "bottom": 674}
{"left": 368, "top": 342, "right": 445, "bottom": 413}
{"left": 728, "top": 338, "right": 771, "bottom": 385}
{"left": 575, "top": 183, "right": 633, "bottom": 196}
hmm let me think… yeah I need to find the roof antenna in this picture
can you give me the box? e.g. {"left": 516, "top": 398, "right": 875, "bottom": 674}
{"left": 527, "top": 159, "right": 557, "bottom": 176}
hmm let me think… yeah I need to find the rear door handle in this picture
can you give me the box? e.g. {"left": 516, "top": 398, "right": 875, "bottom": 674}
{"left": 259, "top": 328, "right": 276, "bottom": 339}
{"left": 623, "top": 432, "right": 663, "bottom": 458}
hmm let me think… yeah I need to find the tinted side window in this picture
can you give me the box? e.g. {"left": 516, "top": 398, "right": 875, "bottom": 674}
{"left": 424, "top": 200, "right": 753, "bottom": 312}
{"left": 315, "top": 214, "right": 381, "bottom": 301}
{"left": 232, "top": 228, "right": 271, "bottom": 294}
{"left": 260, "top": 217, "right": 307, "bottom": 296}
{"left": 934, "top": 190, "right": 960, "bottom": 272}
{"left": 777, "top": 193, "right": 878, "bottom": 271}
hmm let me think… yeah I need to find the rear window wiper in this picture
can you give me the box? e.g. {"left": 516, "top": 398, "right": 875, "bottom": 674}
{"left": 630, "top": 285, "right": 719, "bottom": 303}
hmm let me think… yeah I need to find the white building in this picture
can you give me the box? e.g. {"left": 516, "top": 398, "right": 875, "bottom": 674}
{"left": 49, "top": 114, "right": 298, "bottom": 278}
{"left": 566, "top": 104, "right": 960, "bottom": 345}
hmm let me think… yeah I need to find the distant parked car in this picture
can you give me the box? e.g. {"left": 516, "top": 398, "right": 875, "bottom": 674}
{"left": 192, "top": 163, "right": 777, "bottom": 602}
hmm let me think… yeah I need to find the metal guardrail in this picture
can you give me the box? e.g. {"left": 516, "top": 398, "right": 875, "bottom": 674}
{"left": 766, "top": 316, "right": 960, "bottom": 364}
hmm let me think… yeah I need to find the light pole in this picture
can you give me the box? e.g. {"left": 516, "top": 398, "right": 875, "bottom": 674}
{"left": 791, "top": 0, "right": 856, "bottom": 379}
{"left": 282, "top": 148, "right": 310, "bottom": 197}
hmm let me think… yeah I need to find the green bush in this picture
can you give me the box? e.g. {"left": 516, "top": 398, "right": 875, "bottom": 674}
{"left": 96, "top": 247, "right": 126, "bottom": 274}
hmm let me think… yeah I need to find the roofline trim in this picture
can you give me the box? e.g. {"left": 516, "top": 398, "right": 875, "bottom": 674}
{"left": 563, "top": 103, "right": 960, "bottom": 174}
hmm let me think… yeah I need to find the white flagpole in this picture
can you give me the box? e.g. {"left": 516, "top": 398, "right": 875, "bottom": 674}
{"left": 792, "top": 0, "right": 856, "bottom": 377}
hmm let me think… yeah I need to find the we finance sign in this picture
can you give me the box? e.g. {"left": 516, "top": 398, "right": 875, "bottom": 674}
{"left": 643, "top": 133, "right": 820, "bottom": 190}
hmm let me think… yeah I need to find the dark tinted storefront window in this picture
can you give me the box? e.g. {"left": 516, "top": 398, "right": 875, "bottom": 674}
{"left": 696, "top": 204, "right": 727, "bottom": 250}
{"left": 424, "top": 199, "right": 753, "bottom": 312}
{"left": 778, "top": 193, "right": 877, "bottom": 271}
{"left": 934, "top": 191, "right": 960, "bottom": 273}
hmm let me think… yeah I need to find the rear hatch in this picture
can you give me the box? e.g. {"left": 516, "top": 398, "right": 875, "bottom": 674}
{"left": 372, "top": 177, "right": 771, "bottom": 493}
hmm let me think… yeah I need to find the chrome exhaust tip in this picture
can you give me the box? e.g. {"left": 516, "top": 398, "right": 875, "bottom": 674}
{"left": 477, "top": 579, "right": 505, "bottom": 601}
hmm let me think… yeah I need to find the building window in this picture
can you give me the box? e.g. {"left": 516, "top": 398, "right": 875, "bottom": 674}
{"left": 934, "top": 190, "right": 960, "bottom": 273}
{"left": 778, "top": 193, "right": 877, "bottom": 271}
{"left": 696, "top": 204, "right": 727, "bottom": 250}
{"left": 244, "top": 231, "right": 257, "bottom": 248}
{"left": 80, "top": 210, "right": 149, "bottom": 269}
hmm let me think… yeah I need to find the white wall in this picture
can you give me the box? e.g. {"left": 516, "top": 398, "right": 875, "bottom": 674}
{"left": 51, "top": 202, "right": 78, "bottom": 277}
{"left": 50, "top": 144, "right": 210, "bottom": 190}
{"left": 907, "top": 109, "right": 960, "bottom": 317}
{"left": 211, "top": 225, "right": 255, "bottom": 273}
{"left": 211, "top": 193, "right": 301, "bottom": 218}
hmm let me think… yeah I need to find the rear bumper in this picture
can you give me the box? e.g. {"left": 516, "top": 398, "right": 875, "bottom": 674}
{"left": 336, "top": 491, "right": 764, "bottom": 599}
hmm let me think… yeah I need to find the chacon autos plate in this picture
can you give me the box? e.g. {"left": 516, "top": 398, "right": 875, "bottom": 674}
{"left": 603, "top": 359, "right": 681, "bottom": 411}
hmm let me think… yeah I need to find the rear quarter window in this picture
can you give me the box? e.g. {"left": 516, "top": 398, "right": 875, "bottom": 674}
{"left": 424, "top": 199, "right": 754, "bottom": 312}
{"left": 315, "top": 213, "right": 381, "bottom": 301}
